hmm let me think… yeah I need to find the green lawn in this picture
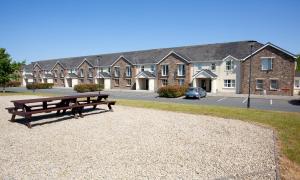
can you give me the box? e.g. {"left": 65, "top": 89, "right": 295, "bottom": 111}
{"left": 116, "top": 99, "right": 300, "bottom": 165}
{"left": 1, "top": 91, "right": 299, "bottom": 166}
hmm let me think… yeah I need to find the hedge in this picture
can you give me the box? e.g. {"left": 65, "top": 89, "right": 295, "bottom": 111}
{"left": 26, "top": 83, "right": 54, "bottom": 89}
{"left": 6, "top": 81, "right": 21, "bottom": 87}
{"left": 74, "top": 84, "right": 103, "bottom": 93}
{"left": 157, "top": 84, "right": 189, "bottom": 98}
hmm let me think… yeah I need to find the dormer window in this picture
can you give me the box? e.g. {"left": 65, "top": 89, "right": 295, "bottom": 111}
{"left": 211, "top": 63, "right": 216, "bottom": 71}
{"left": 141, "top": 66, "right": 145, "bottom": 72}
{"left": 225, "top": 60, "right": 234, "bottom": 71}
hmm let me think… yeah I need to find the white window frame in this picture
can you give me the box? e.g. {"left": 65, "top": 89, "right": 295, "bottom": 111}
{"left": 178, "top": 79, "right": 184, "bottom": 86}
{"left": 261, "top": 58, "right": 273, "bottom": 71}
{"left": 161, "top": 79, "right": 168, "bottom": 86}
{"left": 295, "top": 79, "right": 300, "bottom": 89}
{"left": 54, "top": 70, "right": 58, "bottom": 78}
{"left": 88, "top": 67, "right": 93, "bottom": 78}
{"left": 161, "top": 64, "right": 169, "bottom": 76}
{"left": 126, "top": 78, "right": 131, "bottom": 86}
{"left": 114, "top": 67, "right": 120, "bottom": 77}
{"left": 225, "top": 60, "right": 234, "bottom": 71}
{"left": 224, "top": 79, "right": 236, "bottom": 88}
{"left": 60, "top": 70, "right": 64, "bottom": 78}
{"left": 80, "top": 69, "right": 84, "bottom": 77}
{"left": 126, "top": 66, "right": 131, "bottom": 77}
{"left": 177, "top": 64, "right": 185, "bottom": 76}
{"left": 270, "top": 79, "right": 279, "bottom": 90}
{"left": 256, "top": 79, "right": 264, "bottom": 90}
{"left": 150, "top": 65, "right": 155, "bottom": 72}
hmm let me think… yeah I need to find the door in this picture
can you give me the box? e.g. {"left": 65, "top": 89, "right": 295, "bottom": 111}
{"left": 145, "top": 79, "right": 149, "bottom": 90}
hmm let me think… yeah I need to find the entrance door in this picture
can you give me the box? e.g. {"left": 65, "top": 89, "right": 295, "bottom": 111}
{"left": 145, "top": 79, "right": 149, "bottom": 90}
{"left": 197, "top": 79, "right": 211, "bottom": 92}
{"left": 67, "top": 79, "right": 72, "bottom": 87}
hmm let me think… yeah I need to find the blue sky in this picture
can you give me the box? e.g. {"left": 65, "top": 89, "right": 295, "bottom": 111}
{"left": 1, "top": 0, "right": 299, "bottom": 63}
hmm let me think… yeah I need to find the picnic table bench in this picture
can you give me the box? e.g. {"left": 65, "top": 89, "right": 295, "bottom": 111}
{"left": 6, "top": 93, "right": 116, "bottom": 128}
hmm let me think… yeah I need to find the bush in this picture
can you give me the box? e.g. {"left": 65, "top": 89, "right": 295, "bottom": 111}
{"left": 157, "top": 84, "right": 189, "bottom": 98}
{"left": 6, "top": 81, "right": 21, "bottom": 87}
{"left": 26, "top": 83, "right": 54, "bottom": 89}
{"left": 74, "top": 83, "right": 103, "bottom": 93}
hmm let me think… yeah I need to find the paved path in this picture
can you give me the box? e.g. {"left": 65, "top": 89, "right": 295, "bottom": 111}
{"left": 6, "top": 87, "right": 300, "bottom": 112}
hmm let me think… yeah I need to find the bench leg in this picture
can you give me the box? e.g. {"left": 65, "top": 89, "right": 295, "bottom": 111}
{"left": 93, "top": 105, "right": 97, "bottom": 109}
{"left": 79, "top": 107, "right": 84, "bottom": 118}
{"left": 108, "top": 104, "right": 113, "bottom": 112}
{"left": 10, "top": 114, "right": 16, "bottom": 122}
{"left": 25, "top": 116, "right": 32, "bottom": 128}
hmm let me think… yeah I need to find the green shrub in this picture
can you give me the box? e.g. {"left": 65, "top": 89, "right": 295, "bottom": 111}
{"left": 157, "top": 84, "right": 189, "bottom": 98}
{"left": 26, "top": 83, "right": 54, "bottom": 89}
{"left": 6, "top": 81, "right": 21, "bottom": 87}
{"left": 74, "top": 83, "right": 103, "bottom": 93}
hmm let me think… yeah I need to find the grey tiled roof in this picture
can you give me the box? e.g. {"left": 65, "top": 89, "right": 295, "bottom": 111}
{"left": 99, "top": 72, "right": 111, "bottom": 78}
{"left": 31, "top": 40, "right": 264, "bottom": 69}
{"left": 24, "top": 74, "right": 33, "bottom": 79}
{"left": 136, "top": 71, "right": 156, "bottom": 78}
{"left": 202, "top": 69, "right": 217, "bottom": 78}
{"left": 24, "top": 64, "right": 33, "bottom": 72}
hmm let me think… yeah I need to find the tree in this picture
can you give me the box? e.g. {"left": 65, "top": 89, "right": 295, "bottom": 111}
{"left": 0, "top": 48, "right": 24, "bottom": 93}
{"left": 296, "top": 56, "right": 300, "bottom": 72}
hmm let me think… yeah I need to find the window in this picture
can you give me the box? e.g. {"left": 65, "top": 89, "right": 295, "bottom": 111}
{"left": 177, "top": 64, "right": 185, "bottom": 76}
{"left": 261, "top": 58, "right": 272, "bottom": 70}
{"left": 108, "top": 67, "right": 111, "bottom": 73}
{"left": 197, "top": 64, "right": 202, "bottom": 71}
{"left": 141, "top": 66, "right": 145, "bottom": 72}
{"left": 178, "top": 79, "right": 184, "bottom": 86}
{"left": 161, "top": 65, "right": 169, "bottom": 76}
{"left": 60, "top": 70, "right": 64, "bottom": 78}
{"left": 80, "top": 69, "right": 84, "bottom": 77}
{"left": 114, "top": 67, "right": 120, "bottom": 77}
{"left": 54, "top": 70, "right": 58, "bottom": 78}
{"left": 126, "top": 79, "right": 131, "bottom": 86}
{"left": 256, "top": 79, "right": 264, "bottom": 90}
{"left": 211, "top": 63, "right": 216, "bottom": 71}
{"left": 100, "top": 67, "right": 103, "bottom": 72}
{"left": 114, "top": 78, "right": 119, "bottom": 86}
{"left": 225, "top": 60, "right": 234, "bottom": 71}
{"left": 270, "top": 79, "right": 279, "bottom": 90}
{"left": 150, "top": 65, "right": 155, "bottom": 72}
{"left": 295, "top": 80, "right": 300, "bottom": 88}
{"left": 126, "top": 66, "right": 131, "bottom": 77}
{"left": 88, "top": 68, "right": 93, "bottom": 77}
{"left": 224, "top": 79, "right": 236, "bottom": 88}
{"left": 54, "top": 79, "right": 57, "bottom": 83}
{"left": 161, "top": 79, "right": 168, "bottom": 86}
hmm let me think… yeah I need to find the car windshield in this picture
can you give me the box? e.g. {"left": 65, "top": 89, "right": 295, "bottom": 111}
{"left": 188, "top": 88, "right": 197, "bottom": 92}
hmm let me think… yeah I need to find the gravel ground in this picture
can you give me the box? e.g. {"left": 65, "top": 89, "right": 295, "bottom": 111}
{"left": 0, "top": 96, "right": 277, "bottom": 179}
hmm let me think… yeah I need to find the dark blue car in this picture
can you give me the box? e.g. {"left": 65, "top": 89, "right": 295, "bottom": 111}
{"left": 185, "top": 87, "right": 207, "bottom": 99}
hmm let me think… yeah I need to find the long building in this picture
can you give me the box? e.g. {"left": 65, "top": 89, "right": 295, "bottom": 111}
{"left": 22, "top": 40, "right": 299, "bottom": 96}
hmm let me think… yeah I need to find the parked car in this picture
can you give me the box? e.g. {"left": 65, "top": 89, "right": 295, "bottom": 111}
{"left": 185, "top": 87, "right": 207, "bottom": 99}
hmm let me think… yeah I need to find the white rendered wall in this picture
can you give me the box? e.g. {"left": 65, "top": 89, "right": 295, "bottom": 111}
{"left": 148, "top": 79, "right": 155, "bottom": 91}
{"left": 72, "top": 79, "right": 78, "bottom": 87}
{"left": 104, "top": 79, "right": 111, "bottom": 90}
{"left": 48, "top": 79, "right": 53, "bottom": 84}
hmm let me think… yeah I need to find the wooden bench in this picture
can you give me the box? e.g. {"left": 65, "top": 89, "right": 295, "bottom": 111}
{"left": 6, "top": 93, "right": 115, "bottom": 128}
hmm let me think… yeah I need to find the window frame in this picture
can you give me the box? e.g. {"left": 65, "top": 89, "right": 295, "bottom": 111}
{"left": 161, "top": 79, "right": 168, "bottom": 87}
{"left": 261, "top": 58, "right": 273, "bottom": 71}
{"left": 211, "top": 63, "right": 216, "bottom": 71}
{"left": 161, "top": 64, "right": 169, "bottom": 76}
{"left": 80, "top": 69, "right": 84, "bottom": 77}
{"left": 177, "top": 64, "right": 185, "bottom": 76}
{"left": 88, "top": 67, "right": 93, "bottom": 78}
{"left": 225, "top": 60, "right": 234, "bottom": 71}
{"left": 126, "top": 78, "right": 132, "bottom": 86}
{"left": 270, "top": 79, "right": 279, "bottom": 90}
{"left": 223, "top": 79, "right": 236, "bottom": 88}
{"left": 125, "top": 66, "right": 131, "bottom": 77}
{"left": 114, "top": 66, "right": 120, "bottom": 77}
{"left": 114, "top": 78, "right": 119, "bottom": 86}
{"left": 178, "top": 79, "right": 185, "bottom": 86}
{"left": 295, "top": 79, "right": 300, "bottom": 89}
{"left": 150, "top": 65, "right": 155, "bottom": 72}
{"left": 256, "top": 79, "right": 264, "bottom": 90}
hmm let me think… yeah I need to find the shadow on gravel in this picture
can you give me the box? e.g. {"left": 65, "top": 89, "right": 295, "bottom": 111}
{"left": 9, "top": 108, "right": 111, "bottom": 128}
{"left": 288, "top": 99, "right": 300, "bottom": 106}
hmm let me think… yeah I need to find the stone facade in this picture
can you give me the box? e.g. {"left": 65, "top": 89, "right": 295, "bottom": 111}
{"left": 77, "top": 60, "right": 94, "bottom": 84}
{"left": 33, "top": 65, "right": 43, "bottom": 83}
{"left": 156, "top": 54, "right": 191, "bottom": 88}
{"left": 111, "top": 57, "right": 136, "bottom": 90}
{"left": 52, "top": 63, "right": 65, "bottom": 87}
{"left": 241, "top": 46, "right": 295, "bottom": 96}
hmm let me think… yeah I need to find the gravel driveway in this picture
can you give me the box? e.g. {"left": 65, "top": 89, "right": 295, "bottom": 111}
{"left": 0, "top": 96, "right": 277, "bottom": 179}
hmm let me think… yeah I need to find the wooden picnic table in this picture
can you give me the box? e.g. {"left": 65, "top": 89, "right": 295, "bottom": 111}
{"left": 6, "top": 93, "right": 116, "bottom": 128}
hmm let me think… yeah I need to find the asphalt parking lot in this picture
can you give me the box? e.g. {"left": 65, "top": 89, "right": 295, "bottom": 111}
{"left": 5, "top": 87, "right": 300, "bottom": 112}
